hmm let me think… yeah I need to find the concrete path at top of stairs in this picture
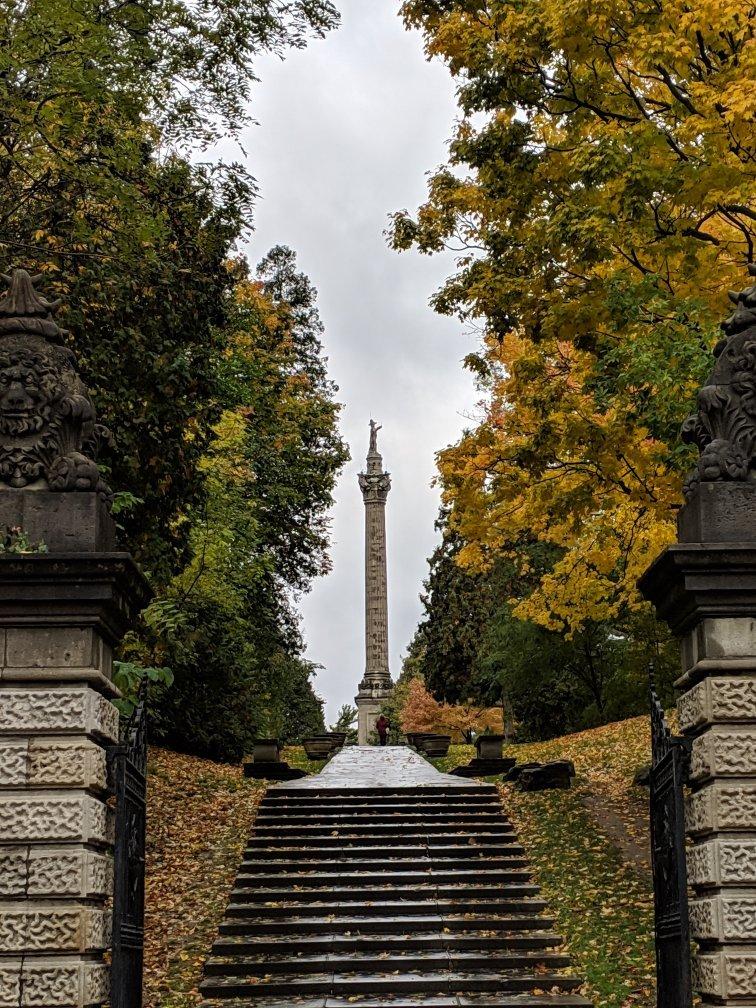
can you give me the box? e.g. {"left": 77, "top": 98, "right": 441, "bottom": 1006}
{"left": 276, "top": 745, "right": 481, "bottom": 790}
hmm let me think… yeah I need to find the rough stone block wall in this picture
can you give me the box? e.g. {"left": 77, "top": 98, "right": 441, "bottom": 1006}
{"left": 678, "top": 615, "right": 756, "bottom": 1003}
{"left": 0, "top": 632, "right": 118, "bottom": 1008}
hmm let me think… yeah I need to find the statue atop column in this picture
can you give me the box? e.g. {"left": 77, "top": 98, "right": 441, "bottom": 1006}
{"left": 356, "top": 419, "right": 394, "bottom": 744}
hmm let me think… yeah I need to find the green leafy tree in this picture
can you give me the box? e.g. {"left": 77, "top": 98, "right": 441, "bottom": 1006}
{"left": 126, "top": 250, "right": 348, "bottom": 759}
{"left": 330, "top": 704, "right": 358, "bottom": 744}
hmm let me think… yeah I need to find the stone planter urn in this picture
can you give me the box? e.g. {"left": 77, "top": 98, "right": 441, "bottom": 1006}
{"left": 253, "top": 739, "right": 281, "bottom": 763}
{"left": 476, "top": 734, "right": 505, "bottom": 760}
{"left": 303, "top": 736, "right": 337, "bottom": 760}
{"left": 421, "top": 735, "right": 451, "bottom": 757}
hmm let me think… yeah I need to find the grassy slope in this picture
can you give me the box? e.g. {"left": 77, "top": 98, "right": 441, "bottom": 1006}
{"left": 143, "top": 748, "right": 264, "bottom": 1008}
{"left": 143, "top": 745, "right": 323, "bottom": 1008}
{"left": 435, "top": 717, "right": 657, "bottom": 1008}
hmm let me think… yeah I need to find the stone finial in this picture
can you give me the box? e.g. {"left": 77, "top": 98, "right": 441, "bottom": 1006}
{"left": 682, "top": 263, "right": 756, "bottom": 496}
{"left": 0, "top": 269, "right": 110, "bottom": 495}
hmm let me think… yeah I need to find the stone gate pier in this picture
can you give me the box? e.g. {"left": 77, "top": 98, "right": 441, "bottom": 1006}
{"left": 0, "top": 271, "right": 148, "bottom": 1008}
{"left": 641, "top": 265, "right": 756, "bottom": 1005}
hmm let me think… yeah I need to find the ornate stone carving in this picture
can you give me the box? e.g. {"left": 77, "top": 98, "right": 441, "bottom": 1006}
{"left": 721, "top": 897, "right": 756, "bottom": 940}
{"left": 83, "top": 964, "right": 109, "bottom": 1005}
{"left": 682, "top": 264, "right": 756, "bottom": 495}
{"left": 678, "top": 682, "right": 706, "bottom": 731}
{"left": 0, "top": 688, "right": 119, "bottom": 742}
{"left": 687, "top": 840, "right": 717, "bottom": 886}
{"left": 18, "top": 960, "right": 81, "bottom": 1007}
{"left": 0, "top": 740, "right": 28, "bottom": 786}
{"left": 27, "top": 740, "right": 107, "bottom": 790}
{"left": 693, "top": 953, "right": 722, "bottom": 996}
{"left": 719, "top": 840, "right": 756, "bottom": 884}
{"left": 680, "top": 677, "right": 756, "bottom": 732}
{"left": 0, "top": 269, "right": 109, "bottom": 494}
{"left": 687, "top": 784, "right": 756, "bottom": 834}
{"left": 689, "top": 897, "right": 718, "bottom": 940}
{"left": 0, "top": 794, "right": 110, "bottom": 844}
{"left": 691, "top": 729, "right": 756, "bottom": 780}
{"left": 0, "top": 966, "right": 20, "bottom": 1008}
{"left": 0, "top": 907, "right": 109, "bottom": 953}
{"left": 0, "top": 848, "right": 27, "bottom": 895}
{"left": 724, "top": 953, "right": 756, "bottom": 997}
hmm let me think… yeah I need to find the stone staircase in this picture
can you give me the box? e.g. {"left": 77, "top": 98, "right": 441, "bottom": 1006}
{"left": 200, "top": 768, "right": 591, "bottom": 1008}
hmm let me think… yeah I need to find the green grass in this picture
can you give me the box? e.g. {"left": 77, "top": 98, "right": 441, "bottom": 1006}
{"left": 282, "top": 743, "right": 328, "bottom": 773}
{"left": 432, "top": 728, "right": 656, "bottom": 1008}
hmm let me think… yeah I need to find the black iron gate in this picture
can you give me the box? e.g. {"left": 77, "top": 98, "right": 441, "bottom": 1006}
{"left": 649, "top": 671, "right": 692, "bottom": 1008}
{"left": 108, "top": 680, "right": 148, "bottom": 1008}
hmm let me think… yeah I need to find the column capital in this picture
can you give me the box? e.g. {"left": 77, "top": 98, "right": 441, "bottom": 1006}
{"left": 358, "top": 471, "right": 391, "bottom": 503}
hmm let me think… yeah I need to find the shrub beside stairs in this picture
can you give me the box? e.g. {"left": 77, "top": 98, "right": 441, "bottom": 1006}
{"left": 199, "top": 779, "right": 592, "bottom": 1007}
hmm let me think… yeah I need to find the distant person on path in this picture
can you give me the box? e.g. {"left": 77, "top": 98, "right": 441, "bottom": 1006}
{"left": 376, "top": 715, "right": 389, "bottom": 746}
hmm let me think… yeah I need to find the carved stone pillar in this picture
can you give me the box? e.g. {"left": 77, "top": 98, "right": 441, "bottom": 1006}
{"left": 640, "top": 265, "right": 756, "bottom": 1005}
{"left": 0, "top": 271, "right": 149, "bottom": 1008}
{"left": 356, "top": 421, "right": 393, "bottom": 745}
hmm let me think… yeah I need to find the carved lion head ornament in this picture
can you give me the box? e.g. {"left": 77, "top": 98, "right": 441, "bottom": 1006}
{"left": 0, "top": 269, "right": 110, "bottom": 495}
{"left": 682, "top": 263, "right": 756, "bottom": 497}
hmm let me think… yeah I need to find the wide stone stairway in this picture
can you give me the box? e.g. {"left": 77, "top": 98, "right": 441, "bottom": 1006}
{"left": 200, "top": 747, "right": 591, "bottom": 1008}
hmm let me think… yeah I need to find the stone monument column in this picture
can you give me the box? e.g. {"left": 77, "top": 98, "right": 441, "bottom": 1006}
{"left": 0, "top": 270, "right": 149, "bottom": 1008}
{"left": 640, "top": 264, "right": 756, "bottom": 1005}
{"left": 356, "top": 420, "right": 393, "bottom": 745}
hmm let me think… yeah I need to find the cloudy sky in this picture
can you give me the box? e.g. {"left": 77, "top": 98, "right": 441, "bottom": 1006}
{"left": 237, "top": 3, "right": 479, "bottom": 722}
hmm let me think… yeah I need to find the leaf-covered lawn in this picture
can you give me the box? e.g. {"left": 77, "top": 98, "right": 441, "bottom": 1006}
{"left": 435, "top": 716, "right": 659, "bottom": 1008}
{"left": 143, "top": 747, "right": 266, "bottom": 1008}
{"left": 143, "top": 745, "right": 324, "bottom": 1007}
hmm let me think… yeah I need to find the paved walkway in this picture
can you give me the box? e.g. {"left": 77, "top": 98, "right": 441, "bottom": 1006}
{"left": 276, "top": 744, "right": 477, "bottom": 790}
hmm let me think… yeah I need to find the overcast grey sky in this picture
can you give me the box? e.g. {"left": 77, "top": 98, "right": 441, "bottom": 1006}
{"left": 238, "top": 3, "right": 478, "bottom": 722}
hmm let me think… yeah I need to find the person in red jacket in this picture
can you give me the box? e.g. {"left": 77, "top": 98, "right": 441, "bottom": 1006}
{"left": 375, "top": 714, "right": 389, "bottom": 746}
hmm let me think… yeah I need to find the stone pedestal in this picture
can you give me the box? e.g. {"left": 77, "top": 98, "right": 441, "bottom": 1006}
{"left": 640, "top": 483, "right": 756, "bottom": 1005}
{"left": 0, "top": 510, "right": 149, "bottom": 1008}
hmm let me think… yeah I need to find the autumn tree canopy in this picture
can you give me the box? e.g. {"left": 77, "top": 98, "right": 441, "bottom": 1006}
{"left": 0, "top": 0, "right": 345, "bottom": 758}
{"left": 393, "top": 0, "right": 755, "bottom": 635}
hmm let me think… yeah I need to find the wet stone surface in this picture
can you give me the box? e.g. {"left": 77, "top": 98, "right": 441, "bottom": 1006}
{"left": 200, "top": 746, "right": 591, "bottom": 1006}
{"left": 273, "top": 745, "right": 482, "bottom": 791}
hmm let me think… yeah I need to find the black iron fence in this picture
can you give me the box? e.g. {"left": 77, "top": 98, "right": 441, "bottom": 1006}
{"left": 108, "top": 681, "right": 148, "bottom": 1008}
{"left": 649, "top": 671, "right": 692, "bottom": 1008}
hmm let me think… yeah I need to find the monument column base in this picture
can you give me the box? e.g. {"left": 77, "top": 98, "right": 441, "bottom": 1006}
{"left": 356, "top": 677, "right": 393, "bottom": 745}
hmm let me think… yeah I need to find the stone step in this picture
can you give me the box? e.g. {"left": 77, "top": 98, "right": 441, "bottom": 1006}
{"left": 218, "top": 914, "right": 556, "bottom": 936}
{"left": 255, "top": 810, "right": 507, "bottom": 823}
{"left": 230, "top": 884, "right": 540, "bottom": 904}
{"left": 210, "top": 932, "right": 567, "bottom": 957}
{"left": 268, "top": 786, "right": 499, "bottom": 799}
{"left": 203, "top": 950, "right": 572, "bottom": 976}
{"left": 251, "top": 822, "right": 516, "bottom": 837}
{"left": 234, "top": 869, "right": 533, "bottom": 887}
{"left": 246, "top": 834, "right": 521, "bottom": 849}
{"left": 200, "top": 996, "right": 593, "bottom": 1008}
{"left": 199, "top": 970, "right": 583, "bottom": 999}
{"left": 224, "top": 900, "right": 549, "bottom": 921}
{"left": 240, "top": 854, "right": 528, "bottom": 870}
{"left": 259, "top": 800, "right": 503, "bottom": 814}
{"left": 242, "top": 846, "right": 527, "bottom": 862}
{"left": 205, "top": 755, "right": 588, "bottom": 1008}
